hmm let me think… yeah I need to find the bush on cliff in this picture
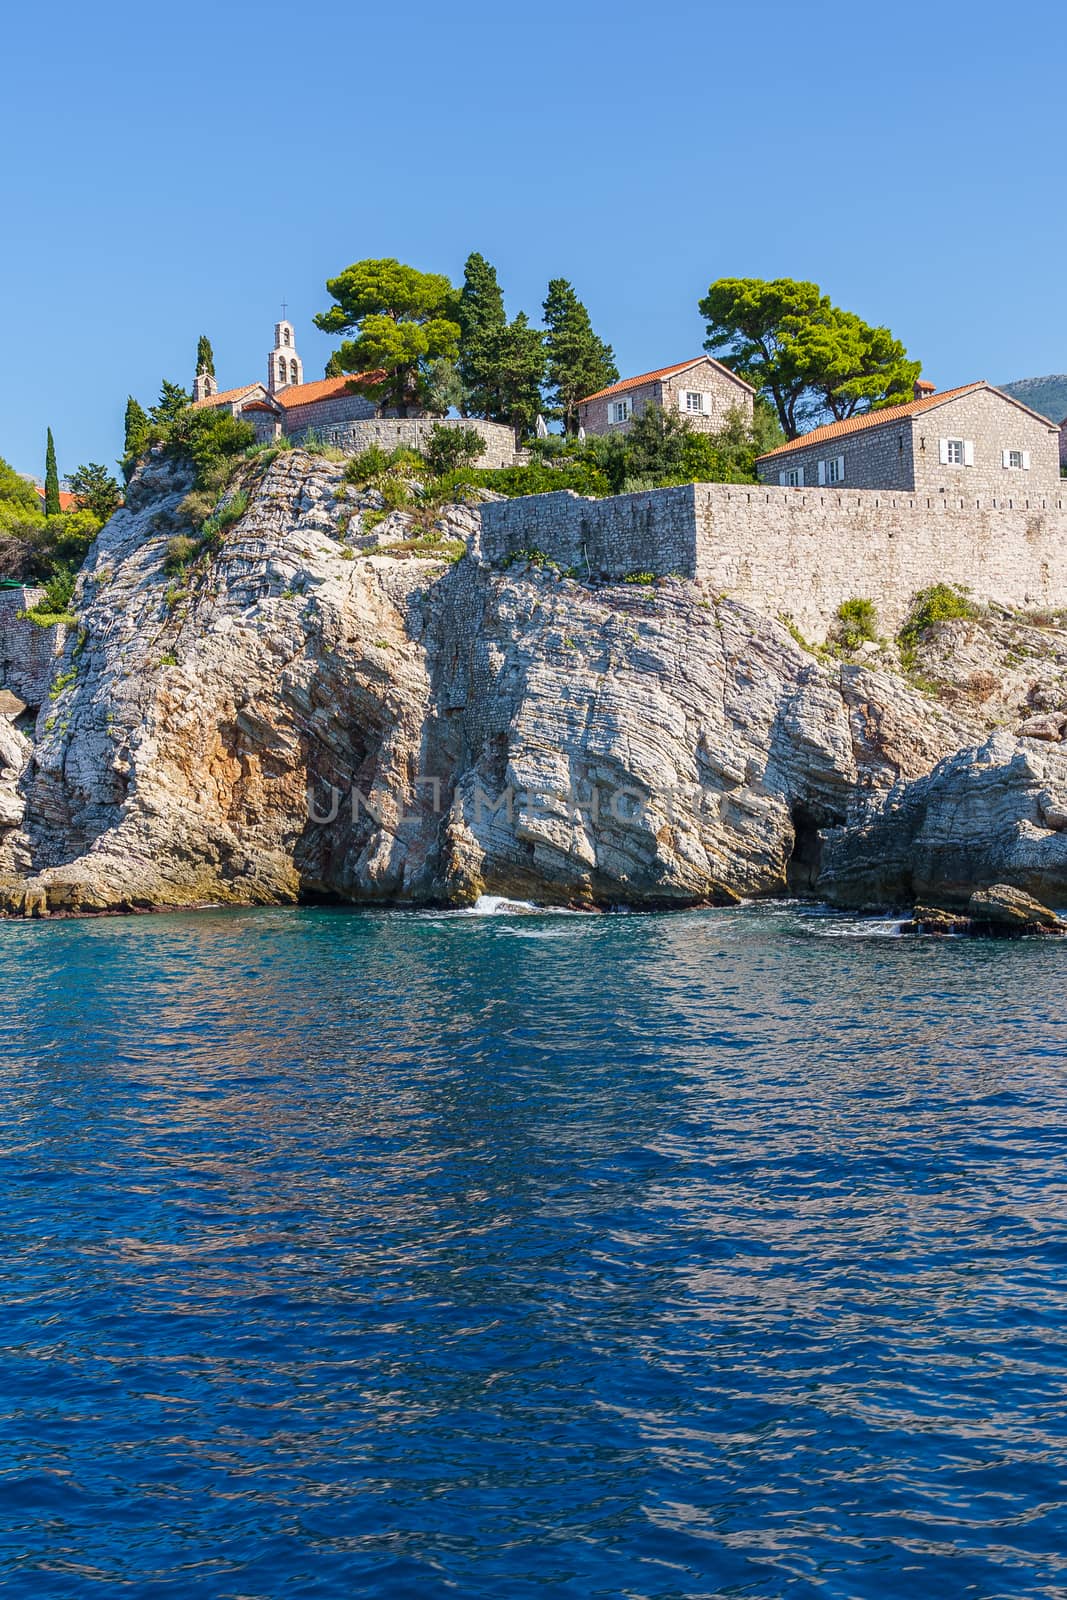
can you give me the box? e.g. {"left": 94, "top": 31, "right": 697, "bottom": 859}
{"left": 898, "top": 584, "right": 978, "bottom": 667}
{"left": 834, "top": 598, "right": 879, "bottom": 652}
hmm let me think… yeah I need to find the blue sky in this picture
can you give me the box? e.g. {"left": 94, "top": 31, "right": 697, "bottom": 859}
{"left": 3, "top": 0, "right": 1063, "bottom": 477}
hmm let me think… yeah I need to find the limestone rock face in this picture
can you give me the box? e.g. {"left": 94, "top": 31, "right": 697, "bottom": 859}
{"left": 0, "top": 449, "right": 976, "bottom": 914}
{"left": 817, "top": 733, "right": 1067, "bottom": 909}
{"left": 0, "top": 448, "right": 1057, "bottom": 916}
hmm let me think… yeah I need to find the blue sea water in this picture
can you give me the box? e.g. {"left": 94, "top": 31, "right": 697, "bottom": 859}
{"left": 0, "top": 901, "right": 1066, "bottom": 1599}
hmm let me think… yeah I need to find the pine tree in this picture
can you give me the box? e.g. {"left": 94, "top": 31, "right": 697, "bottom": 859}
{"left": 491, "top": 314, "right": 546, "bottom": 435}
{"left": 149, "top": 380, "right": 191, "bottom": 427}
{"left": 542, "top": 280, "right": 618, "bottom": 434}
{"left": 196, "top": 334, "right": 215, "bottom": 377}
{"left": 44, "top": 428, "right": 61, "bottom": 516}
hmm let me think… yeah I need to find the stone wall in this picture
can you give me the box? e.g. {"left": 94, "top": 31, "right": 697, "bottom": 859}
{"left": 1060, "top": 419, "right": 1067, "bottom": 469}
{"left": 477, "top": 482, "right": 1067, "bottom": 638}
{"left": 304, "top": 416, "right": 523, "bottom": 469}
{"left": 0, "top": 589, "right": 67, "bottom": 707}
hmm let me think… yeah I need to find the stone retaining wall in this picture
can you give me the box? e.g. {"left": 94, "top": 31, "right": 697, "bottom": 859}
{"left": 297, "top": 416, "right": 524, "bottom": 469}
{"left": 477, "top": 483, "right": 1067, "bottom": 637}
{"left": 0, "top": 589, "right": 67, "bottom": 708}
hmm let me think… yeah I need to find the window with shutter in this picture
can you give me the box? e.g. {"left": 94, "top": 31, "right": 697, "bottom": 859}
{"left": 817, "top": 460, "right": 827, "bottom": 486}
{"left": 963, "top": 440, "right": 975, "bottom": 467}
{"left": 939, "top": 439, "right": 950, "bottom": 465}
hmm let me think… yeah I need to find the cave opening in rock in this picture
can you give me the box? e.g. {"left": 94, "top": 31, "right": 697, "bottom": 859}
{"left": 787, "top": 803, "right": 842, "bottom": 894}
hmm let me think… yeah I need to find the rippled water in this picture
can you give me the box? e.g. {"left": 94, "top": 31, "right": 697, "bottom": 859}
{"left": 1, "top": 903, "right": 1066, "bottom": 1598}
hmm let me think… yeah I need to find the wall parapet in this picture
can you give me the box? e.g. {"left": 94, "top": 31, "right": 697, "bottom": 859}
{"left": 477, "top": 481, "right": 1067, "bottom": 637}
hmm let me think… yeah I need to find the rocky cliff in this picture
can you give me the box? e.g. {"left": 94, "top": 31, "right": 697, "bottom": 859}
{"left": 2, "top": 448, "right": 1066, "bottom": 915}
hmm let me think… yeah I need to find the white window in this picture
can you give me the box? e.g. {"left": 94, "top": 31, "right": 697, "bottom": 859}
{"left": 1003, "top": 448, "right": 1030, "bottom": 470}
{"left": 609, "top": 399, "right": 631, "bottom": 425}
{"left": 779, "top": 467, "right": 804, "bottom": 488}
{"left": 817, "top": 456, "right": 845, "bottom": 485}
{"left": 685, "top": 391, "right": 704, "bottom": 413}
{"left": 939, "top": 437, "right": 974, "bottom": 466}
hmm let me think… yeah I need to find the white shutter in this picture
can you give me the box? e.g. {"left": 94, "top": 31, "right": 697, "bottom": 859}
{"left": 939, "top": 438, "right": 950, "bottom": 465}
{"left": 1023, "top": 451, "right": 1031, "bottom": 470}
{"left": 779, "top": 472, "right": 787, "bottom": 487}
{"left": 964, "top": 440, "right": 975, "bottom": 467}
{"left": 702, "top": 392, "right": 712, "bottom": 416}
{"left": 678, "top": 389, "right": 688, "bottom": 414}
{"left": 836, "top": 455, "right": 845, "bottom": 481}
{"left": 817, "top": 459, "right": 827, "bottom": 486}
{"left": 797, "top": 467, "right": 804, "bottom": 487}
{"left": 1003, "top": 449, "right": 1011, "bottom": 469}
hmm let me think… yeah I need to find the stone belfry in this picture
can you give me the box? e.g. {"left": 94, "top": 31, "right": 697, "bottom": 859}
{"left": 268, "top": 312, "right": 304, "bottom": 393}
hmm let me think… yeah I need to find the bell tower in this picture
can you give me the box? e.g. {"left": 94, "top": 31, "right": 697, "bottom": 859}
{"left": 268, "top": 313, "right": 303, "bottom": 393}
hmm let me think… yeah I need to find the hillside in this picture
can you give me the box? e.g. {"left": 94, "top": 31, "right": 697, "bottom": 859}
{"left": 999, "top": 374, "right": 1067, "bottom": 422}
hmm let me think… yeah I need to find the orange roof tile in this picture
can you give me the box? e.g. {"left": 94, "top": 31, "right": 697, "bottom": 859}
{"left": 276, "top": 371, "right": 383, "bottom": 408}
{"left": 581, "top": 357, "right": 753, "bottom": 406}
{"left": 757, "top": 383, "right": 988, "bottom": 460}
{"left": 33, "top": 487, "right": 80, "bottom": 513}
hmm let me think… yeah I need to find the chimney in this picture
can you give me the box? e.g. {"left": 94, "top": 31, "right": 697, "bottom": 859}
{"left": 914, "top": 379, "right": 936, "bottom": 401}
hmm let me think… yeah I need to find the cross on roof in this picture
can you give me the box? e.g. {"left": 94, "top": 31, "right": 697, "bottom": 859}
{"left": 281, "top": 299, "right": 288, "bottom": 320}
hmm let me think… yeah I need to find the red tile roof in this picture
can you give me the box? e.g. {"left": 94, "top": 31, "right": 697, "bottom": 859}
{"left": 581, "top": 357, "right": 753, "bottom": 406}
{"left": 757, "top": 383, "right": 987, "bottom": 460}
{"left": 276, "top": 371, "right": 382, "bottom": 408}
{"left": 33, "top": 487, "right": 80, "bottom": 513}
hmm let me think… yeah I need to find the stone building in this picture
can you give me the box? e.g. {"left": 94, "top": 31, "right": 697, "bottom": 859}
{"left": 578, "top": 357, "right": 754, "bottom": 437}
{"left": 757, "top": 381, "right": 1061, "bottom": 495}
{"left": 190, "top": 317, "right": 523, "bottom": 465}
{"left": 1059, "top": 414, "right": 1067, "bottom": 470}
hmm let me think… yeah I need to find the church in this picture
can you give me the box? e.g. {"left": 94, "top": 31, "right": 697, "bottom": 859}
{"left": 190, "top": 316, "right": 526, "bottom": 468}
{"left": 190, "top": 318, "right": 385, "bottom": 443}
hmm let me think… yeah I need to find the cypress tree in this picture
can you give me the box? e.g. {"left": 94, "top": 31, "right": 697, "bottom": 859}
{"left": 456, "top": 253, "right": 507, "bottom": 416}
{"left": 44, "top": 428, "right": 61, "bottom": 516}
{"left": 542, "top": 279, "right": 618, "bottom": 434}
{"left": 121, "top": 397, "right": 150, "bottom": 482}
{"left": 196, "top": 334, "right": 216, "bottom": 377}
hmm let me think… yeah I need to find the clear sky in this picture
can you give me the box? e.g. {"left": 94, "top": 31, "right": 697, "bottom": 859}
{"left": 3, "top": 0, "right": 1063, "bottom": 478}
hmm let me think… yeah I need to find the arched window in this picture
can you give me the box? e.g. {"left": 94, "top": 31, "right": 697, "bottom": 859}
{"left": 277, "top": 358, "right": 288, "bottom": 386}
{"left": 291, "top": 360, "right": 299, "bottom": 384}
{"left": 283, "top": 327, "right": 291, "bottom": 346}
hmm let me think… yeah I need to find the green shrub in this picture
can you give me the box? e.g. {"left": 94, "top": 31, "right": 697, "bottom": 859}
{"left": 835, "top": 597, "right": 879, "bottom": 651}
{"left": 898, "top": 584, "right": 977, "bottom": 663}
{"left": 344, "top": 446, "right": 391, "bottom": 485}
{"left": 623, "top": 571, "right": 657, "bottom": 586}
{"left": 179, "top": 488, "right": 218, "bottom": 527}
{"left": 206, "top": 489, "right": 248, "bottom": 536}
{"left": 48, "top": 668, "right": 77, "bottom": 700}
{"left": 425, "top": 423, "right": 485, "bottom": 476}
{"left": 377, "top": 476, "right": 412, "bottom": 512}
{"left": 163, "top": 535, "right": 200, "bottom": 575}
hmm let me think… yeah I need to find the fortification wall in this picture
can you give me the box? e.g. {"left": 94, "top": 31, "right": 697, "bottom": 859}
{"left": 299, "top": 416, "right": 523, "bottom": 469}
{"left": 0, "top": 589, "right": 67, "bottom": 708}
{"left": 477, "top": 483, "right": 1067, "bottom": 637}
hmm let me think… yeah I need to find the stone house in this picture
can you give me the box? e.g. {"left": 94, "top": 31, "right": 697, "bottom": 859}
{"left": 578, "top": 357, "right": 754, "bottom": 437}
{"left": 190, "top": 317, "right": 523, "bottom": 465}
{"left": 757, "top": 381, "right": 1061, "bottom": 495}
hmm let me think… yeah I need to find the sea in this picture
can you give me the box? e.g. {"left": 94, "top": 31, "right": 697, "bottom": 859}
{"left": 0, "top": 900, "right": 1065, "bottom": 1598}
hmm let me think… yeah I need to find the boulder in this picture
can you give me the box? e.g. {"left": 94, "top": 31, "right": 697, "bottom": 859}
{"left": 967, "top": 884, "right": 1064, "bottom": 932}
{"left": 1017, "top": 712, "right": 1067, "bottom": 741}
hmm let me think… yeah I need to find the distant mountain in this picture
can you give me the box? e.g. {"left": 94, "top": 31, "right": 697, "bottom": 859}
{"left": 998, "top": 375, "right": 1067, "bottom": 423}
